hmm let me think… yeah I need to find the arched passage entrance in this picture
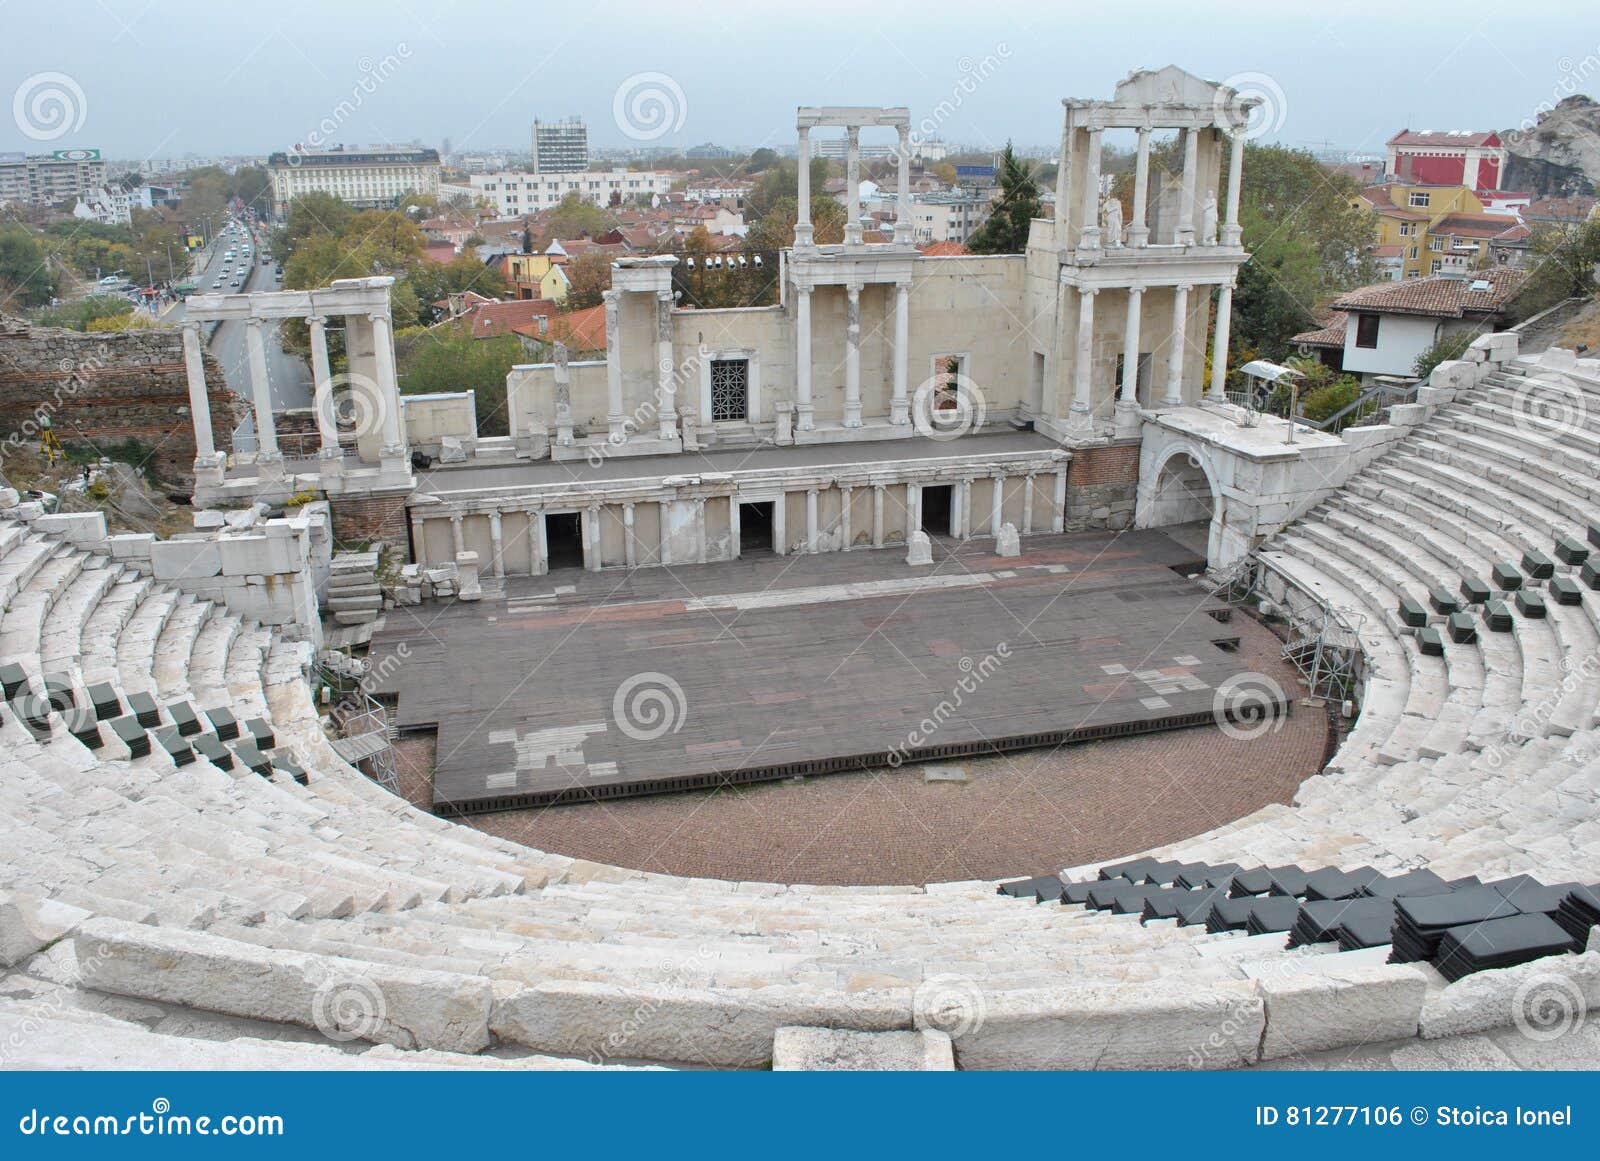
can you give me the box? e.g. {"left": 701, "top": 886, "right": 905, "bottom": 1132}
{"left": 1137, "top": 441, "right": 1224, "bottom": 567}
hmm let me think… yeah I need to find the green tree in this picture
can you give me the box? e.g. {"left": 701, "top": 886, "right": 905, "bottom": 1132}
{"left": 563, "top": 251, "right": 612, "bottom": 310}
{"left": 744, "top": 195, "right": 844, "bottom": 251}
{"left": 0, "top": 226, "right": 57, "bottom": 306}
{"left": 745, "top": 158, "right": 830, "bottom": 224}
{"left": 745, "top": 147, "right": 778, "bottom": 173}
{"left": 275, "top": 192, "right": 357, "bottom": 262}
{"left": 230, "top": 167, "right": 272, "bottom": 217}
{"left": 1509, "top": 219, "right": 1600, "bottom": 321}
{"left": 397, "top": 329, "right": 522, "bottom": 436}
{"left": 1413, "top": 330, "right": 1478, "bottom": 378}
{"left": 546, "top": 193, "right": 608, "bottom": 240}
{"left": 31, "top": 295, "right": 132, "bottom": 329}
{"left": 966, "top": 143, "right": 1041, "bottom": 255}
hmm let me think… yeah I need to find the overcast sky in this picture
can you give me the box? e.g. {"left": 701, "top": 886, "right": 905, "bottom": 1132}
{"left": 3, "top": 0, "right": 1594, "bottom": 161}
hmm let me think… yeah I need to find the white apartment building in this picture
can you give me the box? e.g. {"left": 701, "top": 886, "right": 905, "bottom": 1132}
{"left": 0, "top": 149, "right": 108, "bottom": 207}
{"left": 468, "top": 168, "right": 675, "bottom": 217}
{"left": 266, "top": 147, "right": 441, "bottom": 213}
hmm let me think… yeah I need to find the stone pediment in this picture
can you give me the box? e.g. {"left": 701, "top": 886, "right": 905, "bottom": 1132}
{"left": 1114, "top": 65, "right": 1227, "bottom": 109}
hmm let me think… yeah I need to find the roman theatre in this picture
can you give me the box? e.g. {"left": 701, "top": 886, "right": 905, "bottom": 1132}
{"left": 2, "top": 68, "right": 1598, "bottom": 1070}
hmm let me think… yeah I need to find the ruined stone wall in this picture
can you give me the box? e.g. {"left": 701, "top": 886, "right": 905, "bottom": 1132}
{"left": 0, "top": 315, "right": 242, "bottom": 482}
{"left": 1064, "top": 439, "right": 1140, "bottom": 531}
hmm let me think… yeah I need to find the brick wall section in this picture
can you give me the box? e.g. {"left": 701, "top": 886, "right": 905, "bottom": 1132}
{"left": 1064, "top": 439, "right": 1140, "bottom": 531}
{"left": 0, "top": 314, "right": 242, "bottom": 481}
{"left": 329, "top": 491, "right": 412, "bottom": 548}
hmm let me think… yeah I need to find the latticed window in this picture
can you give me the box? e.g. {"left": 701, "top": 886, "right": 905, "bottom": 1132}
{"left": 709, "top": 359, "right": 749, "bottom": 422}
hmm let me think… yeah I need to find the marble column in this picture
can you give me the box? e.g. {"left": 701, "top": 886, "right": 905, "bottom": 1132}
{"left": 839, "top": 485, "right": 853, "bottom": 551}
{"left": 1210, "top": 282, "right": 1235, "bottom": 401}
{"left": 795, "top": 125, "right": 813, "bottom": 248}
{"left": 655, "top": 290, "right": 677, "bottom": 440}
{"left": 411, "top": 518, "right": 428, "bottom": 568}
{"left": 894, "top": 124, "right": 913, "bottom": 244}
{"left": 181, "top": 322, "right": 217, "bottom": 467}
{"left": 805, "top": 488, "right": 819, "bottom": 554}
{"left": 695, "top": 498, "right": 707, "bottom": 564}
{"left": 584, "top": 506, "right": 602, "bottom": 572}
{"left": 1021, "top": 474, "right": 1036, "bottom": 534}
{"left": 243, "top": 318, "right": 280, "bottom": 473}
{"left": 891, "top": 281, "right": 910, "bottom": 425}
{"left": 450, "top": 515, "right": 464, "bottom": 557}
{"left": 1116, "top": 286, "right": 1145, "bottom": 437}
{"left": 1164, "top": 284, "right": 1191, "bottom": 407}
{"left": 623, "top": 502, "right": 637, "bottom": 567}
{"left": 773, "top": 491, "right": 787, "bottom": 556}
{"left": 1222, "top": 131, "right": 1245, "bottom": 247}
{"left": 488, "top": 511, "right": 504, "bottom": 578}
{"left": 1079, "top": 126, "right": 1103, "bottom": 249}
{"left": 844, "top": 282, "right": 862, "bottom": 428}
{"left": 1052, "top": 468, "right": 1068, "bottom": 533}
{"left": 604, "top": 291, "right": 625, "bottom": 438}
{"left": 958, "top": 478, "right": 973, "bottom": 538}
{"left": 1130, "top": 126, "right": 1152, "bottom": 247}
{"left": 533, "top": 511, "right": 547, "bottom": 575}
{"left": 845, "top": 126, "right": 862, "bottom": 246}
{"left": 872, "top": 484, "right": 885, "bottom": 548}
{"left": 990, "top": 472, "right": 1004, "bottom": 538}
{"left": 728, "top": 496, "right": 741, "bottom": 560}
{"left": 1177, "top": 129, "right": 1199, "bottom": 245}
{"left": 307, "top": 315, "right": 340, "bottom": 459}
{"left": 908, "top": 484, "right": 922, "bottom": 535}
{"left": 1069, "top": 288, "right": 1097, "bottom": 431}
{"left": 368, "top": 311, "right": 403, "bottom": 453}
{"left": 794, "top": 284, "right": 814, "bottom": 431}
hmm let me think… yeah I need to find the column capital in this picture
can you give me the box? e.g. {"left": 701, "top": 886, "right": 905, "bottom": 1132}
{"left": 1175, "top": 282, "right": 1194, "bottom": 294}
{"left": 244, "top": 315, "right": 264, "bottom": 331}
{"left": 846, "top": 280, "right": 862, "bottom": 296}
{"left": 1126, "top": 284, "right": 1146, "bottom": 297}
{"left": 656, "top": 288, "right": 673, "bottom": 304}
{"left": 367, "top": 311, "right": 390, "bottom": 326}
{"left": 602, "top": 288, "right": 620, "bottom": 304}
{"left": 1080, "top": 285, "right": 1100, "bottom": 299}
{"left": 306, "top": 313, "right": 328, "bottom": 327}
{"left": 182, "top": 318, "right": 201, "bottom": 336}
{"left": 846, "top": 124, "right": 860, "bottom": 144}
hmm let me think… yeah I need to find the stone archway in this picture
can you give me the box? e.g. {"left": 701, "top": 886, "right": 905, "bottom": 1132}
{"left": 1136, "top": 439, "right": 1225, "bottom": 568}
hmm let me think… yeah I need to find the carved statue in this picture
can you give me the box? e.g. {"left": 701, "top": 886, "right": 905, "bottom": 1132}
{"left": 1201, "top": 192, "right": 1219, "bottom": 246}
{"left": 1102, "top": 193, "right": 1124, "bottom": 247}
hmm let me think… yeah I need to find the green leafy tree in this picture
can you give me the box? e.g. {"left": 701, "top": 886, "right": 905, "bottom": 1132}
{"left": 0, "top": 226, "right": 57, "bottom": 306}
{"left": 562, "top": 251, "right": 612, "bottom": 310}
{"left": 745, "top": 158, "right": 831, "bottom": 224}
{"left": 274, "top": 192, "right": 357, "bottom": 262}
{"left": 966, "top": 143, "right": 1041, "bottom": 255}
{"left": 744, "top": 147, "right": 778, "bottom": 173}
{"left": 744, "top": 195, "right": 844, "bottom": 251}
{"left": 397, "top": 329, "right": 522, "bottom": 436}
{"left": 1413, "top": 330, "right": 1478, "bottom": 378}
{"left": 546, "top": 193, "right": 609, "bottom": 240}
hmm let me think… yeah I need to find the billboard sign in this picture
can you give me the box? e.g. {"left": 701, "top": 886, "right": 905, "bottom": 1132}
{"left": 51, "top": 148, "right": 100, "bottom": 162}
{"left": 955, "top": 164, "right": 995, "bottom": 178}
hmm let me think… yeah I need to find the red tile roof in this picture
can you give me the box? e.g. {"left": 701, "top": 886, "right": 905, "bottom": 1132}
{"left": 454, "top": 298, "right": 562, "bottom": 339}
{"left": 1524, "top": 195, "right": 1597, "bottom": 223}
{"left": 1387, "top": 129, "right": 1502, "bottom": 148}
{"left": 1431, "top": 212, "right": 1520, "bottom": 239}
{"left": 1331, "top": 270, "right": 1528, "bottom": 318}
{"left": 918, "top": 241, "right": 972, "bottom": 256}
{"left": 1291, "top": 310, "right": 1349, "bottom": 348}
{"left": 514, "top": 303, "right": 607, "bottom": 354}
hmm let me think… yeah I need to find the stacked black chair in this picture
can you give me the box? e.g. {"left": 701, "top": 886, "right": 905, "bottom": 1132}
{"left": 1432, "top": 914, "right": 1581, "bottom": 983}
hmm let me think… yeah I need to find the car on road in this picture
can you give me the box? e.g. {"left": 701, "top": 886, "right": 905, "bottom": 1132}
{"left": 211, "top": 279, "right": 224, "bottom": 289}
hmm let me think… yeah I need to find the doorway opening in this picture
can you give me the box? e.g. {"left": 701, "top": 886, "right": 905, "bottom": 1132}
{"left": 739, "top": 501, "right": 774, "bottom": 555}
{"left": 921, "top": 484, "right": 954, "bottom": 537}
{"left": 546, "top": 512, "right": 584, "bottom": 570}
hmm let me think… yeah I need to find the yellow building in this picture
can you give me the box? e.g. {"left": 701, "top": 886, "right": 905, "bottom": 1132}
{"left": 502, "top": 253, "right": 571, "bottom": 303}
{"left": 1351, "top": 183, "right": 1511, "bottom": 279}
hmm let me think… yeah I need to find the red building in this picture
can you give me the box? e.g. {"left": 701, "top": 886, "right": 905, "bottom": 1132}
{"left": 1385, "top": 129, "right": 1507, "bottom": 191}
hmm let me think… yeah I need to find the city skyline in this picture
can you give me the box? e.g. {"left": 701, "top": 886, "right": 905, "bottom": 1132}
{"left": 4, "top": 1, "right": 1591, "bottom": 161}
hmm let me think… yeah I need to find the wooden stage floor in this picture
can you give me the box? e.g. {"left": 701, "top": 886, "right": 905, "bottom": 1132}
{"left": 368, "top": 531, "right": 1283, "bottom": 814}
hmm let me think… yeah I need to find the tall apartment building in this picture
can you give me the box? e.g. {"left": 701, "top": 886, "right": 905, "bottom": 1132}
{"left": 531, "top": 119, "right": 588, "bottom": 174}
{"left": 0, "top": 149, "right": 108, "bottom": 207}
{"left": 265, "top": 146, "right": 441, "bottom": 213}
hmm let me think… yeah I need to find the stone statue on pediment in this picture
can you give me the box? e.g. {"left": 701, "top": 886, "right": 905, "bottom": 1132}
{"left": 1102, "top": 193, "right": 1124, "bottom": 247}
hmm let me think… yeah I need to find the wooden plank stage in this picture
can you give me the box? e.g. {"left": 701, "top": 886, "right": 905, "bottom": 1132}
{"left": 368, "top": 530, "right": 1284, "bottom": 814}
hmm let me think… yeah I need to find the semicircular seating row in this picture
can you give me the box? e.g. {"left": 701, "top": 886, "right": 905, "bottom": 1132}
{"left": 0, "top": 351, "right": 1597, "bottom": 1069}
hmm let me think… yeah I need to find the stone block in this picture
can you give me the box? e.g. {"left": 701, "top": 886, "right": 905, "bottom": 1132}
{"left": 995, "top": 523, "right": 1021, "bottom": 557}
{"left": 193, "top": 509, "right": 227, "bottom": 530}
{"left": 1539, "top": 346, "right": 1578, "bottom": 371}
{"left": 0, "top": 487, "right": 17, "bottom": 509}
{"left": 438, "top": 435, "right": 468, "bottom": 463}
{"left": 34, "top": 511, "right": 108, "bottom": 545}
{"left": 150, "top": 537, "right": 221, "bottom": 580}
{"left": 1, "top": 891, "right": 90, "bottom": 967}
{"left": 906, "top": 530, "right": 933, "bottom": 566}
{"left": 772, "top": 1027, "right": 954, "bottom": 1071}
{"left": 329, "top": 594, "right": 383, "bottom": 612}
{"left": 490, "top": 980, "right": 911, "bottom": 1068}
{"left": 107, "top": 533, "right": 155, "bottom": 560}
{"left": 1420, "top": 951, "right": 1600, "bottom": 1040}
{"left": 75, "top": 918, "right": 493, "bottom": 1054}
{"left": 1386, "top": 403, "right": 1427, "bottom": 426}
{"left": 951, "top": 980, "right": 1263, "bottom": 1070}
{"left": 218, "top": 533, "right": 298, "bottom": 576}
{"left": 1256, "top": 963, "right": 1427, "bottom": 1058}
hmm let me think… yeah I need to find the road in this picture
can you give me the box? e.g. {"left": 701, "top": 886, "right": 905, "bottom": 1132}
{"left": 171, "top": 226, "right": 312, "bottom": 450}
